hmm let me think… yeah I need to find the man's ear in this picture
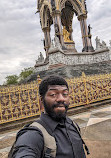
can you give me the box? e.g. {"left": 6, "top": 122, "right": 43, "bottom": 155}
{"left": 39, "top": 95, "right": 44, "bottom": 104}
{"left": 39, "top": 96, "right": 44, "bottom": 111}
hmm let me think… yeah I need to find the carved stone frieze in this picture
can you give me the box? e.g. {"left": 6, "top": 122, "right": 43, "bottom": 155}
{"left": 34, "top": 50, "right": 111, "bottom": 72}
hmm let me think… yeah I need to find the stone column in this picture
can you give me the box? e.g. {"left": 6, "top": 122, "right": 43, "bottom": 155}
{"left": 69, "top": 27, "right": 73, "bottom": 41}
{"left": 78, "top": 14, "right": 94, "bottom": 52}
{"left": 51, "top": 10, "right": 64, "bottom": 47}
{"left": 42, "top": 27, "right": 51, "bottom": 56}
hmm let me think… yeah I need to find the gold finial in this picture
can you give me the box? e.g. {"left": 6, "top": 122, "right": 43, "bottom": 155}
{"left": 37, "top": 75, "right": 41, "bottom": 84}
{"left": 82, "top": 72, "right": 86, "bottom": 78}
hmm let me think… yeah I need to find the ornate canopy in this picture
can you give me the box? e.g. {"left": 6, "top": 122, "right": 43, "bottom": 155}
{"left": 37, "top": 0, "right": 87, "bottom": 29}
{"left": 36, "top": 0, "right": 94, "bottom": 54}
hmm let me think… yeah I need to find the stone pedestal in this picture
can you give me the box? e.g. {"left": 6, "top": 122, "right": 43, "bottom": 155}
{"left": 64, "top": 42, "right": 77, "bottom": 52}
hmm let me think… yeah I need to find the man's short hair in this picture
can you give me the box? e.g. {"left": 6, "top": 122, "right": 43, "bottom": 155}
{"left": 39, "top": 75, "right": 69, "bottom": 97}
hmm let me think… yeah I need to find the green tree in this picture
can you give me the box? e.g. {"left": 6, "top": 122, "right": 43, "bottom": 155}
{"left": 5, "top": 75, "right": 18, "bottom": 85}
{"left": 19, "top": 68, "right": 33, "bottom": 80}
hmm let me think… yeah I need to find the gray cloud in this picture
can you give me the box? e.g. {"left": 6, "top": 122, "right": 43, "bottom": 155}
{"left": 0, "top": 0, "right": 111, "bottom": 85}
{"left": 0, "top": 0, "right": 45, "bottom": 84}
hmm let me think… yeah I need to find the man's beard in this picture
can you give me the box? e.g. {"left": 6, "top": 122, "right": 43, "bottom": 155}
{"left": 43, "top": 100, "right": 69, "bottom": 121}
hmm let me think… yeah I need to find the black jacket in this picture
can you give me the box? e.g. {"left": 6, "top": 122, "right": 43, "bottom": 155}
{"left": 12, "top": 113, "right": 86, "bottom": 158}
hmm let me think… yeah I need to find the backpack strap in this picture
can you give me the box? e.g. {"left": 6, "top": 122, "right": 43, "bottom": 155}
{"left": 72, "top": 120, "right": 90, "bottom": 155}
{"left": 30, "top": 122, "right": 56, "bottom": 158}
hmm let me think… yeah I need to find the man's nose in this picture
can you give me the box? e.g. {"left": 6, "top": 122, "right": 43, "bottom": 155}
{"left": 56, "top": 94, "right": 65, "bottom": 102}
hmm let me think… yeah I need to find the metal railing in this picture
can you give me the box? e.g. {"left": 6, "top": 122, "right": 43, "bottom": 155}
{"left": 0, "top": 73, "right": 111, "bottom": 124}
{"left": 67, "top": 72, "right": 111, "bottom": 108}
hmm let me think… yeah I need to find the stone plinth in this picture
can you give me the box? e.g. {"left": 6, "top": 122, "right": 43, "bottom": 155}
{"left": 34, "top": 48, "right": 111, "bottom": 72}
{"left": 19, "top": 48, "right": 111, "bottom": 83}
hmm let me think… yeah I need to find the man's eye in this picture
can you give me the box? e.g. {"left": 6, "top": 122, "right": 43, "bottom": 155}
{"left": 50, "top": 93, "right": 56, "bottom": 97}
{"left": 63, "top": 93, "right": 68, "bottom": 96}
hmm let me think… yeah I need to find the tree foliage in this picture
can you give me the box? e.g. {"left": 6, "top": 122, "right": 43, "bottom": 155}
{"left": 5, "top": 75, "right": 18, "bottom": 85}
{"left": 20, "top": 68, "right": 33, "bottom": 80}
{"left": 4, "top": 68, "right": 33, "bottom": 85}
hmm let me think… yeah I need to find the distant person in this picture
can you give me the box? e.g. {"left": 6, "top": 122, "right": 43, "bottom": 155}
{"left": 9, "top": 75, "right": 89, "bottom": 158}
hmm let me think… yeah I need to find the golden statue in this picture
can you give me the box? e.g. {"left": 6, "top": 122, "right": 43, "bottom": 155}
{"left": 63, "top": 26, "right": 72, "bottom": 42}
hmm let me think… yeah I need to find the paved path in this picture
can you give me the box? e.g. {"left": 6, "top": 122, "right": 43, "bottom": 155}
{"left": 70, "top": 104, "right": 111, "bottom": 158}
{"left": 0, "top": 104, "right": 111, "bottom": 158}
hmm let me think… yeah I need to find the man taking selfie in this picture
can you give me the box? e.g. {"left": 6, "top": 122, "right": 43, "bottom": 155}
{"left": 9, "top": 75, "right": 88, "bottom": 158}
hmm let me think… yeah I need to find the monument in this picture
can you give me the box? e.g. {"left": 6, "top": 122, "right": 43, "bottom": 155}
{"left": 36, "top": 0, "right": 94, "bottom": 53}
{"left": 24, "top": 0, "right": 111, "bottom": 82}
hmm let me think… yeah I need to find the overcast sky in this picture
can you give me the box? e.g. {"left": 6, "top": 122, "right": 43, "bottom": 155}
{"left": 0, "top": 0, "right": 111, "bottom": 85}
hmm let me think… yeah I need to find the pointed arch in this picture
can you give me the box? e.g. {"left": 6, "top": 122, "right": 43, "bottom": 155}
{"left": 61, "top": 1, "right": 74, "bottom": 30}
{"left": 57, "top": 0, "right": 86, "bottom": 16}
